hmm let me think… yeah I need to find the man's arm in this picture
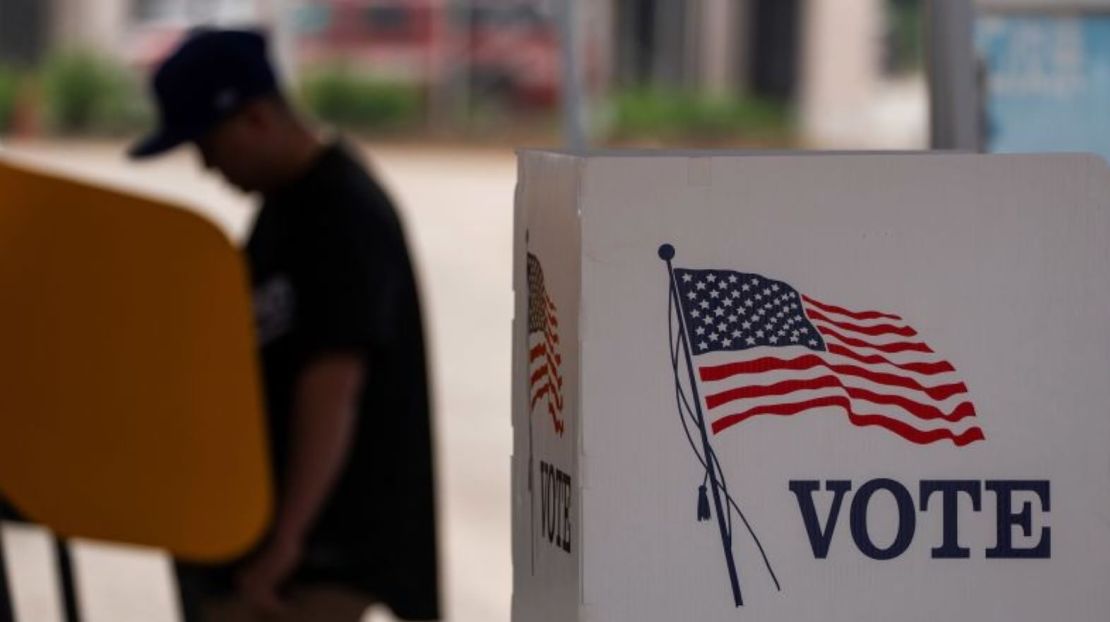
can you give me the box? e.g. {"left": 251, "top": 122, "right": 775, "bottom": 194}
{"left": 276, "top": 352, "right": 365, "bottom": 541}
{"left": 238, "top": 352, "right": 365, "bottom": 611}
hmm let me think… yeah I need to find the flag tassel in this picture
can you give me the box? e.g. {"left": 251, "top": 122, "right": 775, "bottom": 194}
{"left": 697, "top": 484, "right": 711, "bottom": 521}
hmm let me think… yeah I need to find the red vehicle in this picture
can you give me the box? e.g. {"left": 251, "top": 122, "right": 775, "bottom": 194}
{"left": 295, "top": 0, "right": 559, "bottom": 109}
{"left": 465, "top": 1, "right": 560, "bottom": 109}
{"left": 123, "top": 0, "right": 562, "bottom": 110}
{"left": 297, "top": 0, "right": 561, "bottom": 110}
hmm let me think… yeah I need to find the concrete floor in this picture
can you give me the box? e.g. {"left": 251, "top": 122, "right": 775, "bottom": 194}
{"left": 0, "top": 139, "right": 519, "bottom": 622}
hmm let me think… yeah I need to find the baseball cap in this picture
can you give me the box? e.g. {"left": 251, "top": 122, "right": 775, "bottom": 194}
{"left": 129, "top": 29, "right": 279, "bottom": 159}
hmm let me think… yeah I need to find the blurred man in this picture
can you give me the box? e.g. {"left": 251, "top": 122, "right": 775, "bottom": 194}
{"left": 130, "top": 30, "right": 439, "bottom": 622}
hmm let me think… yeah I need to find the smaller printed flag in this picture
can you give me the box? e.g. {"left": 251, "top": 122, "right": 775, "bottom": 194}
{"left": 528, "top": 253, "right": 565, "bottom": 436}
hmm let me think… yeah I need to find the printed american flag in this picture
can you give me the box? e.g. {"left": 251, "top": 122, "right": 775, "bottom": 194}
{"left": 673, "top": 268, "right": 984, "bottom": 446}
{"left": 528, "top": 253, "right": 565, "bottom": 436}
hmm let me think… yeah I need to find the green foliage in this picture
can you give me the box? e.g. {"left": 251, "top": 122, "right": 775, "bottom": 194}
{"left": 0, "top": 66, "right": 20, "bottom": 133}
{"left": 299, "top": 68, "right": 422, "bottom": 132}
{"left": 609, "top": 90, "right": 792, "bottom": 144}
{"left": 40, "top": 51, "right": 151, "bottom": 135}
{"left": 885, "top": 0, "right": 924, "bottom": 74}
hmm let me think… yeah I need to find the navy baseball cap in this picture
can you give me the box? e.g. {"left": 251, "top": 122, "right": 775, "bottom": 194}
{"left": 129, "top": 29, "right": 279, "bottom": 159}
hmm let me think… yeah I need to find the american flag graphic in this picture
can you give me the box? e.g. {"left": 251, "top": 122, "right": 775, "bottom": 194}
{"left": 672, "top": 267, "right": 984, "bottom": 446}
{"left": 528, "top": 253, "right": 565, "bottom": 436}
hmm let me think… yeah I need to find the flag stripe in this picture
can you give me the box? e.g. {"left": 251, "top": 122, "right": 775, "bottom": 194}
{"left": 815, "top": 325, "right": 934, "bottom": 354}
{"left": 703, "top": 370, "right": 975, "bottom": 422}
{"left": 536, "top": 339, "right": 565, "bottom": 410}
{"left": 529, "top": 343, "right": 545, "bottom": 363}
{"left": 700, "top": 366, "right": 973, "bottom": 413}
{"left": 700, "top": 384, "right": 979, "bottom": 435}
{"left": 801, "top": 295, "right": 901, "bottom": 321}
{"left": 698, "top": 354, "right": 968, "bottom": 401}
{"left": 709, "top": 395, "right": 985, "bottom": 446}
{"left": 548, "top": 401, "right": 564, "bottom": 435}
{"left": 825, "top": 343, "right": 955, "bottom": 375}
{"left": 530, "top": 365, "right": 549, "bottom": 387}
{"left": 805, "top": 309, "right": 918, "bottom": 337}
{"left": 530, "top": 382, "right": 550, "bottom": 410}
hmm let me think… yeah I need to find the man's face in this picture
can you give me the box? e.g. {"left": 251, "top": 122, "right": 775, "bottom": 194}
{"left": 194, "top": 105, "right": 272, "bottom": 193}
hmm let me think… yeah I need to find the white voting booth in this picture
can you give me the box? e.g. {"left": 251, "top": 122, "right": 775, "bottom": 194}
{"left": 512, "top": 151, "right": 1110, "bottom": 621}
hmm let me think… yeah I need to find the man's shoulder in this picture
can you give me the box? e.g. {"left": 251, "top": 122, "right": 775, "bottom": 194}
{"left": 301, "top": 148, "right": 401, "bottom": 237}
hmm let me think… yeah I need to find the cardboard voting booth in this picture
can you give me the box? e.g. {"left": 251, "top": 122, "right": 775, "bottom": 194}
{"left": 0, "top": 156, "right": 270, "bottom": 561}
{"left": 512, "top": 151, "right": 1110, "bottom": 621}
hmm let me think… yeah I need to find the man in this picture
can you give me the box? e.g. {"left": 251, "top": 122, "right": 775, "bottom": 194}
{"left": 130, "top": 29, "right": 439, "bottom": 621}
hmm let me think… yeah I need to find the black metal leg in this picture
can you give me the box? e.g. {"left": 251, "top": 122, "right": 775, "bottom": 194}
{"left": 173, "top": 561, "right": 205, "bottom": 622}
{"left": 0, "top": 521, "right": 15, "bottom": 622}
{"left": 54, "top": 539, "right": 80, "bottom": 622}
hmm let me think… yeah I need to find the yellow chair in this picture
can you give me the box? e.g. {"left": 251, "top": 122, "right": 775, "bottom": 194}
{"left": 0, "top": 157, "right": 271, "bottom": 567}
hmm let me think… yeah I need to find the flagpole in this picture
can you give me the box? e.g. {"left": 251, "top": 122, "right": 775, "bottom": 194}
{"left": 527, "top": 233, "right": 536, "bottom": 576}
{"left": 659, "top": 244, "right": 743, "bottom": 607}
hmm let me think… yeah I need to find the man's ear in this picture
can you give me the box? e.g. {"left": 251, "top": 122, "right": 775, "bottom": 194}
{"left": 240, "top": 99, "right": 275, "bottom": 130}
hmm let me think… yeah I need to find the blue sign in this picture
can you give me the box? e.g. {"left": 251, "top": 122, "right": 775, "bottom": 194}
{"left": 977, "top": 14, "right": 1110, "bottom": 162}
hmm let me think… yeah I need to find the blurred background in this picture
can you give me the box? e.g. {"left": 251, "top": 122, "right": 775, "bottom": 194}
{"left": 3, "top": 1, "right": 1110, "bottom": 153}
{"left": 0, "top": 0, "right": 936, "bottom": 150}
{"left": 0, "top": 1, "right": 1107, "bottom": 621}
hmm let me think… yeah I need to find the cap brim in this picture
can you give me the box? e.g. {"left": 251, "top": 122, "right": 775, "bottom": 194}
{"left": 127, "top": 127, "right": 192, "bottom": 159}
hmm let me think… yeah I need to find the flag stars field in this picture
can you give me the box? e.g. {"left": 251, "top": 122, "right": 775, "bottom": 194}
{"left": 675, "top": 269, "right": 833, "bottom": 354}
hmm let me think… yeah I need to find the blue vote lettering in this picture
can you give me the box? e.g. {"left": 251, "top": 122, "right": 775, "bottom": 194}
{"left": 790, "top": 479, "right": 1050, "bottom": 560}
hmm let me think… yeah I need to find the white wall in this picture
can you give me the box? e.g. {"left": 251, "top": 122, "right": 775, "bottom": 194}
{"left": 799, "top": 0, "right": 928, "bottom": 149}
{"left": 50, "top": 0, "right": 131, "bottom": 55}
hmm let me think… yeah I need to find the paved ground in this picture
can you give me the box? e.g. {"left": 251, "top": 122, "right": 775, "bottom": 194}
{"left": 0, "top": 139, "right": 519, "bottom": 622}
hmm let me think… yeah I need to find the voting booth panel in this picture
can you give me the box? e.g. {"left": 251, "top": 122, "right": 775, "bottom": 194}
{"left": 511, "top": 153, "right": 583, "bottom": 622}
{"left": 0, "top": 157, "right": 270, "bottom": 562}
{"left": 512, "top": 151, "right": 1110, "bottom": 621}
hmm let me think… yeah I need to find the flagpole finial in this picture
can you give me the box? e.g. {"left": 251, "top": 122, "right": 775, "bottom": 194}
{"left": 658, "top": 244, "right": 675, "bottom": 261}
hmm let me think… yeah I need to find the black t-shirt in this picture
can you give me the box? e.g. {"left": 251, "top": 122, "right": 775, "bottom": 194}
{"left": 247, "top": 143, "right": 439, "bottom": 620}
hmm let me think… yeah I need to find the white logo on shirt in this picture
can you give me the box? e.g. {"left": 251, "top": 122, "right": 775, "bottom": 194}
{"left": 254, "top": 275, "right": 295, "bottom": 345}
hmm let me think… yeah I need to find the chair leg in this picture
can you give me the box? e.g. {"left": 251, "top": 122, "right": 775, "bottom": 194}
{"left": 54, "top": 539, "right": 80, "bottom": 622}
{"left": 0, "top": 523, "right": 15, "bottom": 622}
